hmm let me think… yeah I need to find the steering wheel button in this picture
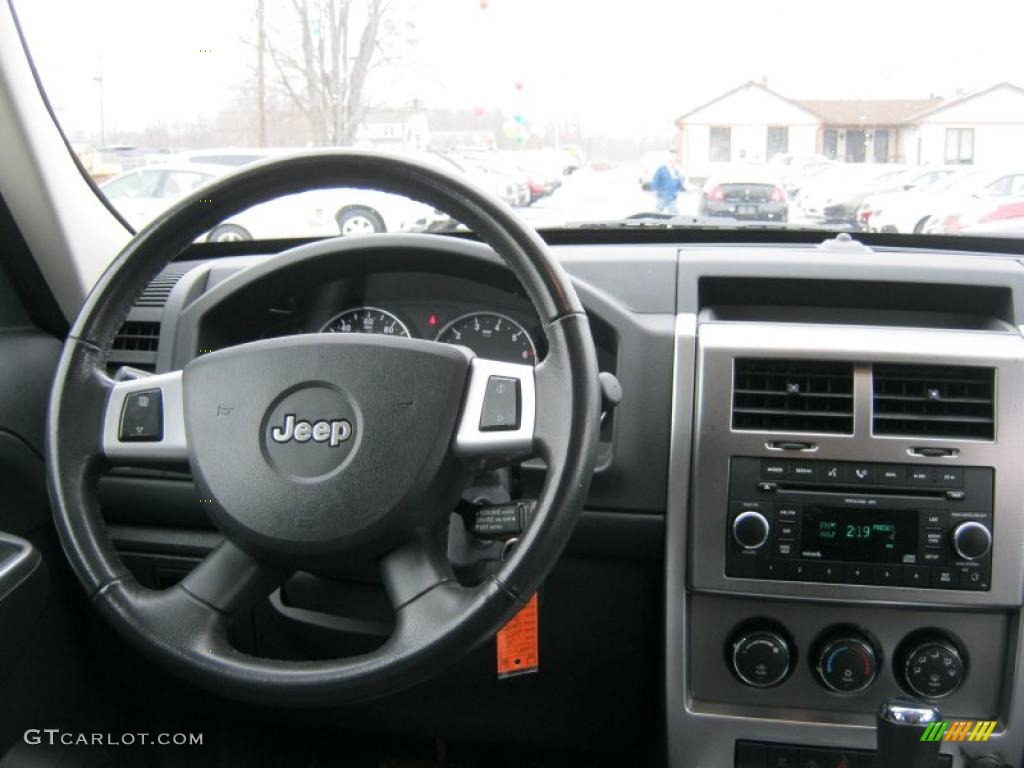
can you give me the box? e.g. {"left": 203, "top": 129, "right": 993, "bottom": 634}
{"left": 479, "top": 376, "right": 520, "bottom": 431}
{"left": 118, "top": 389, "right": 163, "bottom": 442}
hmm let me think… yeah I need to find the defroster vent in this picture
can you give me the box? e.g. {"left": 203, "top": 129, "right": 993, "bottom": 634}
{"left": 733, "top": 359, "right": 854, "bottom": 434}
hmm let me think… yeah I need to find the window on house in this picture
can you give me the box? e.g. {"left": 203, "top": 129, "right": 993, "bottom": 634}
{"left": 945, "top": 128, "right": 975, "bottom": 164}
{"left": 766, "top": 127, "right": 788, "bottom": 160}
{"left": 710, "top": 127, "right": 732, "bottom": 162}
{"left": 823, "top": 130, "right": 838, "bottom": 160}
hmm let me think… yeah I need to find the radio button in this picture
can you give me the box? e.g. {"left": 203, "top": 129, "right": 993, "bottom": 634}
{"left": 776, "top": 521, "right": 799, "bottom": 539}
{"left": 848, "top": 564, "right": 873, "bottom": 584}
{"left": 821, "top": 462, "right": 846, "bottom": 482}
{"left": 877, "top": 465, "right": 905, "bottom": 484}
{"left": 923, "top": 510, "right": 949, "bottom": 528}
{"left": 921, "top": 529, "right": 945, "bottom": 548}
{"left": 758, "top": 560, "right": 786, "bottom": 579}
{"left": 932, "top": 567, "right": 959, "bottom": 588}
{"left": 756, "top": 481, "right": 778, "bottom": 494}
{"left": 908, "top": 467, "right": 937, "bottom": 485}
{"left": 789, "top": 461, "right": 818, "bottom": 481}
{"left": 775, "top": 541, "right": 796, "bottom": 557}
{"left": 776, "top": 505, "right": 800, "bottom": 522}
{"left": 902, "top": 565, "right": 931, "bottom": 587}
{"left": 821, "top": 563, "right": 847, "bottom": 582}
{"left": 788, "top": 561, "right": 820, "bottom": 581}
{"left": 945, "top": 489, "right": 966, "bottom": 502}
{"left": 921, "top": 548, "right": 944, "bottom": 564}
{"left": 936, "top": 468, "right": 964, "bottom": 488}
{"left": 874, "top": 565, "right": 901, "bottom": 586}
{"left": 761, "top": 459, "right": 788, "bottom": 480}
{"left": 849, "top": 463, "right": 874, "bottom": 483}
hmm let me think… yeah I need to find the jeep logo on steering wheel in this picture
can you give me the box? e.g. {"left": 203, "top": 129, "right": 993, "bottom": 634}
{"left": 270, "top": 414, "right": 353, "bottom": 447}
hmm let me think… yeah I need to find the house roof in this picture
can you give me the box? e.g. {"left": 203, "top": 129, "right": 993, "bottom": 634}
{"left": 795, "top": 98, "right": 944, "bottom": 126}
{"left": 902, "top": 81, "right": 1024, "bottom": 122}
{"left": 675, "top": 80, "right": 820, "bottom": 123}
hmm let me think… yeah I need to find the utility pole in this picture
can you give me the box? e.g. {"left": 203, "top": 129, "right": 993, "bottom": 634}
{"left": 93, "top": 75, "right": 105, "bottom": 147}
{"left": 256, "top": 0, "right": 266, "bottom": 146}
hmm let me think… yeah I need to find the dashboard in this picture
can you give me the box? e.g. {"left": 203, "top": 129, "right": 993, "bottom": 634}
{"left": 102, "top": 233, "right": 1024, "bottom": 768}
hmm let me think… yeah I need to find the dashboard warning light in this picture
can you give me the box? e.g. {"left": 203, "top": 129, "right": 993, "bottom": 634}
{"left": 428, "top": 313, "right": 438, "bottom": 326}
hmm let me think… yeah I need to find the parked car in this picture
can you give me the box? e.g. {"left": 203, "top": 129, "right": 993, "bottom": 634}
{"left": 867, "top": 169, "right": 1024, "bottom": 234}
{"left": 174, "top": 148, "right": 438, "bottom": 236}
{"left": 771, "top": 154, "right": 835, "bottom": 197}
{"left": 855, "top": 167, "right": 961, "bottom": 229}
{"left": 101, "top": 163, "right": 433, "bottom": 240}
{"left": 794, "top": 164, "right": 906, "bottom": 223}
{"left": 924, "top": 177, "right": 1024, "bottom": 233}
{"left": 699, "top": 167, "right": 788, "bottom": 222}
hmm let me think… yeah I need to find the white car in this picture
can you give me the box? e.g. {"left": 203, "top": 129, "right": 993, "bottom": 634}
{"left": 866, "top": 169, "right": 1024, "bottom": 234}
{"left": 175, "top": 148, "right": 438, "bottom": 237}
{"left": 794, "top": 164, "right": 906, "bottom": 221}
{"left": 854, "top": 166, "right": 961, "bottom": 229}
{"left": 101, "top": 161, "right": 433, "bottom": 241}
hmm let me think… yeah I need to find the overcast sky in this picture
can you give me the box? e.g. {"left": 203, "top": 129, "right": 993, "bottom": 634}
{"left": 14, "top": 0, "right": 1024, "bottom": 143}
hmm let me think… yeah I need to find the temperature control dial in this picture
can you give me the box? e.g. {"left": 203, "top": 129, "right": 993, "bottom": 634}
{"left": 732, "top": 510, "right": 770, "bottom": 550}
{"left": 815, "top": 633, "right": 879, "bottom": 693}
{"left": 730, "top": 629, "right": 792, "bottom": 688}
{"left": 901, "top": 637, "right": 965, "bottom": 699}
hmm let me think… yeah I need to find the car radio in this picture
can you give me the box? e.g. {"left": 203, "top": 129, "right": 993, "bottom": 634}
{"left": 725, "top": 456, "right": 993, "bottom": 591}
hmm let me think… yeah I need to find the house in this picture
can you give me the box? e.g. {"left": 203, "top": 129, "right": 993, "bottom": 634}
{"left": 675, "top": 81, "right": 1024, "bottom": 179}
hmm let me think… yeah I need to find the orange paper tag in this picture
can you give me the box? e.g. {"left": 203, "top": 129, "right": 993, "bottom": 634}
{"left": 496, "top": 593, "right": 539, "bottom": 678}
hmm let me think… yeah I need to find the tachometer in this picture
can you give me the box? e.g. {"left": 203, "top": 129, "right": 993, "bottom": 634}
{"left": 320, "top": 307, "right": 411, "bottom": 337}
{"left": 435, "top": 312, "right": 537, "bottom": 365}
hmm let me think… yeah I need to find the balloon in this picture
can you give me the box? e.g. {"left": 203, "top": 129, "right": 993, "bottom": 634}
{"left": 480, "top": 0, "right": 488, "bottom": 8}
{"left": 473, "top": 106, "right": 485, "bottom": 117}
{"left": 514, "top": 80, "right": 525, "bottom": 91}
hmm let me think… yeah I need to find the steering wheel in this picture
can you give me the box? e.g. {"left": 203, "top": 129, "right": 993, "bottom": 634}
{"left": 45, "top": 151, "right": 601, "bottom": 706}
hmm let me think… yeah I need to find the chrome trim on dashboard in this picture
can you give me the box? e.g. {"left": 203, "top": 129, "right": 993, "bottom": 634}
{"left": 691, "top": 321, "right": 1024, "bottom": 608}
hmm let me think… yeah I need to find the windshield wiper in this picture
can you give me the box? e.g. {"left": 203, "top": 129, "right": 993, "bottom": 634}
{"left": 568, "top": 213, "right": 846, "bottom": 231}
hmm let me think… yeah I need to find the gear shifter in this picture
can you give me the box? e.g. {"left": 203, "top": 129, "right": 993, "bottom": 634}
{"left": 876, "top": 697, "right": 942, "bottom": 768}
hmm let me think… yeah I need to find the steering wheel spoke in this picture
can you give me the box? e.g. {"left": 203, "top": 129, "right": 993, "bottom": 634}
{"left": 452, "top": 358, "right": 537, "bottom": 465}
{"left": 101, "top": 370, "right": 188, "bottom": 466}
{"left": 179, "top": 540, "right": 287, "bottom": 616}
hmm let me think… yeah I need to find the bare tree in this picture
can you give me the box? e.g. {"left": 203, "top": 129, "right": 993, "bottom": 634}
{"left": 261, "top": 0, "right": 414, "bottom": 146}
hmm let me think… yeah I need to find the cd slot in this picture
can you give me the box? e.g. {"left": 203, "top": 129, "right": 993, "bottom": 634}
{"left": 776, "top": 482, "right": 946, "bottom": 499}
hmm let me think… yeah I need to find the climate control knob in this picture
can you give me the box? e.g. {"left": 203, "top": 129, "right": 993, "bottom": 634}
{"left": 901, "top": 636, "right": 965, "bottom": 699}
{"left": 815, "top": 633, "right": 879, "bottom": 693}
{"left": 732, "top": 510, "right": 770, "bottom": 550}
{"left": 730, "top": 629, "right": 791, "bottom": 688}
{"left": 952, "top": 522, "right": 992, "bottom": 561}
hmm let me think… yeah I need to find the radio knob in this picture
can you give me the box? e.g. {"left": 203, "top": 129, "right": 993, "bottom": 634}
{"left": 730, "top": 629, "right": 792, "bottom": 688}
{"left": 815, "top": 633, "right": 879, "bottom": 693}
{"left": 952, "top": 522, "right": 992, "bottom": 561}
{"left": 733, "top": 510, "right": 770, "bottom": 550}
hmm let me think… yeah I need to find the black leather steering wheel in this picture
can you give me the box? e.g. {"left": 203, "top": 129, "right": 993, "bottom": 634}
{"left": 45, "top": 151, "right": 601, "bottom": 706}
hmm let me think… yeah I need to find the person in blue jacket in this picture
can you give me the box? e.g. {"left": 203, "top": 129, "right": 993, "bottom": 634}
{"left": 651, "top": 155, "right": 685, "bottom": 214}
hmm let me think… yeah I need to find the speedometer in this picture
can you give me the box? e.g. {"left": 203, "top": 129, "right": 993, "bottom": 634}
{"left": 320, "top": 307, "right": 411, "bottom": 337}
{"left": 435, "top": 312, "right": 537, "bottom": 365}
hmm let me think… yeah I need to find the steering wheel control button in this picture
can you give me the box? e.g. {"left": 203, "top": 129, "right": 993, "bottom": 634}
{"left": 119, "top": 389, "right": 163, "bottom": 441}
{"left": 733, "top": 510, "right": 770, "bottom": 550}
{"left": 815, "top": 633, "right": 879, "bottom": 693}
{"left": 952, "top": 521, "right": 992, "bottom": 561}
{"left": 479, "top": 376, "right": 520, "bottom": 431}
{"left": 902, "top": 639, "right": 965, "bottom": 699}
{"left": 730, "top": 630, "right": 792, "bottom": 688}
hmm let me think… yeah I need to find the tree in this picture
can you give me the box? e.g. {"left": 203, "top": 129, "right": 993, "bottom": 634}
{"left": 261, "top": 0, "right": 415, "bottom": 146}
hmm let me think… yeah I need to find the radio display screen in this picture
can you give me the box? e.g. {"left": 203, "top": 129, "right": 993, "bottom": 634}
{"left": 800, "top": 506, "right": 919, "bottom": 563}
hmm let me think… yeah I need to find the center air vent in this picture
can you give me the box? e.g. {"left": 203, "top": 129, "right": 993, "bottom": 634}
{"left": 733, "top": 359, "right": 854, "bottom": 434}
{"left": 873, "top": 364, "right": 994, "bottom": 440}
{"left": 135, "top": 263, "right": 193, "bottom": 307}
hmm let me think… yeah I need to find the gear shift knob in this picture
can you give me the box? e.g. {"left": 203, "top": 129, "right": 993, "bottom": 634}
{"left": 876, "top": 697, "right": 942, "bottom": 768}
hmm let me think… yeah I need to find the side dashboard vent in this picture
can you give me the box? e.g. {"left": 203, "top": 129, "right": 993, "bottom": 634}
{"left": 134, "top": 263, "right": 192, "bottom": 307}
{"left": 733, "top": 359, "right": 854, "bottom": 434}
{"left": 109, "top": 322, "right": 161, "bottom": 372}
{"left": 873, "top": 364, "right": 994, "bottom": 440}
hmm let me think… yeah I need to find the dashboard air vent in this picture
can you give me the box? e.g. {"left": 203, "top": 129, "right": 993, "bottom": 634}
{"left": 873, "top": 364, "right": 994, "bottom": 440}
{"left": 134, "top": 263, "right": 192, "bottom": 307}
{"left": 108, "top": 321, "right": 160, "bottom": 373}
{"left": 733, "top": 359, "right": 854, "bottom": 434}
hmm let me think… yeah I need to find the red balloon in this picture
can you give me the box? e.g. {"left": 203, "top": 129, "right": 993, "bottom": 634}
{"left": 514, "top": 80, "right": 525, "bottom": 91}
{"left": 473, "top": 106, "right": 485, "bottom": 117}
{"left": 479, "top": 0, "right": 488, "bottom": 8}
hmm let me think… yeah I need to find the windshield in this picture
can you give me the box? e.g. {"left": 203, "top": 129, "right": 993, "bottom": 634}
{"left": 14, "top": 0, "right": 1024, "bottom": 240}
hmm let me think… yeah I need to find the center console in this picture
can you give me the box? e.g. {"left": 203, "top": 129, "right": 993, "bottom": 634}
{"left": 665, "top": 250, "right": 1024, "bottom": 768}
